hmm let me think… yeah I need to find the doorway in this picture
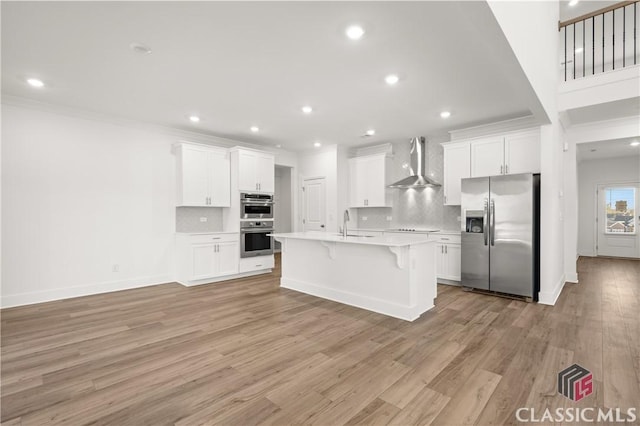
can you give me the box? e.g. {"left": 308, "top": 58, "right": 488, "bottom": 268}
{"left": 302, "top": 177, "right": 326, "bottom": 232}
{"left": 596, "top": 183, "right": 640, "bottom": 258}
{"left": 274, "top": 166, "right": 293, "bottom": 251}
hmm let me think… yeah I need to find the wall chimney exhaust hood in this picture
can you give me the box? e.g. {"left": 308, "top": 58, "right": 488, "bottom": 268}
{"left": 388, "top": 137, "right": 441, "bottom": 188}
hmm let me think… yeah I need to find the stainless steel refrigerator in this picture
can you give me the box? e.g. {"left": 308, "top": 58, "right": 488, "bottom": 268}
{"left": 461, "top": 173, "right": 540, "bottom": 300}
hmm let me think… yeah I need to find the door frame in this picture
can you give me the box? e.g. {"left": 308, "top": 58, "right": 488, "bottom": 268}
{"left": 594, "top": 180, "right": 640, "bottom": 257}
{"left": 301, "top": 176, "right": 326, "bottom": 232}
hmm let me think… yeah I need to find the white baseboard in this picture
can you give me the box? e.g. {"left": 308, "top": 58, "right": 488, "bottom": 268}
{"left": 1, "top": 274, "right": 172, "bottom": 309}
{"left": 565, "top": 272, "right": 579, "bottom": 283}
{"left": 280, "top": 277, "right": 433, "bottom": 321}
{"left": 538, "top": 274, "right": 566, "bottom": 305}
{"left": 177, "top": 269, "right": 272, "bottom": 286}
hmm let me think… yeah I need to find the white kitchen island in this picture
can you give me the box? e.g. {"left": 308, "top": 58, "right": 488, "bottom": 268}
{"left": 270, "top": 232, "right": 437, "bottom": 321}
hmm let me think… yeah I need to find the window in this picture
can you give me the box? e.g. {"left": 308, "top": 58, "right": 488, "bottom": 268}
{"left": 604, "top": 187, "right": 636, "bottom": 234}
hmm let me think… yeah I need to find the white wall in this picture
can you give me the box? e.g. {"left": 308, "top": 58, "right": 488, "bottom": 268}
{"left": 297, "top": 145, "right": 338, "bottom": 233}
{"left": 2, "top": 104, "right": 176, "bottom": 307}
{"left": 274, "top": 166, "right": 292, "bottom": 235}
{"left": 1, "top": 103, "right": 298, "bottom": 307}
{"left": 577, "top": 156, "right": 640, "bottom": 256}
{"left": 489, "top": 1, "right": 566, "bottom": 304}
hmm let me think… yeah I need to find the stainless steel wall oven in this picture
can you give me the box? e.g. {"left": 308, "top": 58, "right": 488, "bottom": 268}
{"left": 240, "top": 221, "right": 274, "bottom": 258}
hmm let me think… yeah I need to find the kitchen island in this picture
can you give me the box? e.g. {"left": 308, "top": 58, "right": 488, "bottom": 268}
{"left": 270, "top": 232, "right": 437, "bottom": 321}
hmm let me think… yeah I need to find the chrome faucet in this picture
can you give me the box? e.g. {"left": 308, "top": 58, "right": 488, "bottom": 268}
{"left": 342, "top": 209, "right": 350, "bottom": 237}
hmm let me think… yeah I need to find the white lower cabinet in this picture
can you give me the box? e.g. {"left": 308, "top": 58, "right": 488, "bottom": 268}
{"left": 176, "top": 233, "right": 239, "bottom": 284}
{"left": 429, "top": 233, "right": 461, "bottom": 282}
{"left": 239, "top": 255, "right": 274, "bottom": 273}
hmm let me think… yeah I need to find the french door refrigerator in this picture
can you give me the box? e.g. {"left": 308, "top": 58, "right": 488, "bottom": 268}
{"left": 461, "top": 173, "right": 540, "bottom": 300}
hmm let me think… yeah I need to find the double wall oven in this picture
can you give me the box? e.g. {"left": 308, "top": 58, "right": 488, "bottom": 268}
{"left": 239, "top": 193, "right": 275, "bottom": 258}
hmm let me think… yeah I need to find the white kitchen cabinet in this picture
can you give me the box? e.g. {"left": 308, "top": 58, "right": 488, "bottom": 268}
{"left": 238, "top": 150, "right": 275, "bottom": 193}
{"left": 349, "top": 154, "right": 390, "bottom": 208}
{"left": 469, "top": 128, "right": 541, "bottom": 178}
{"left": 176, "top": 143, "right": 230, "bottom": 207}
{"left": 239, "top": 255, "right": 275, "bottom": 273}
{"left": 429, "top": 233, "right": 461, "bottom": 282}
{"left": 504, "top": 130, "right": 541, "bottom": 174}
{"left": 470, "top": 137, "right": 504, "bottom": 178}
{"left": 176, "top": 233, "right": 240, "bottom": 284}
{"left": 443, "top": 142, "right": 471, "bottom": 205}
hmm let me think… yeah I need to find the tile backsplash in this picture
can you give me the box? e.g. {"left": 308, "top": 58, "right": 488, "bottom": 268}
{"left": 355, "top": 138, "right": 462, "bottom": 232}
{"left": 176, "top": 207, "right": 223, "bottom": 233}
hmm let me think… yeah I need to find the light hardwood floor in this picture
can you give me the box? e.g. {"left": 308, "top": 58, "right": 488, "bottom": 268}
{"left": 1, "top": 255, "right": 639, "bottom": 425}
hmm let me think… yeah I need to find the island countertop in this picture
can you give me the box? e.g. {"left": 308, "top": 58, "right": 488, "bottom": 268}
{"left": 269, "top": 231, "right": 433, "bottom": 247}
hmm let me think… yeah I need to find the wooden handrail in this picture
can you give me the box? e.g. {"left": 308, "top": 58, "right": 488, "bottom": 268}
{"left": 558, "top": 0, "right": 636, "bottom": 30}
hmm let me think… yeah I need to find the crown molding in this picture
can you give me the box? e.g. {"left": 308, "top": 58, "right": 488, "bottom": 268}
{"left": 448, "top": 115, "right": 540, "bottom": 141}
{"left": 567, "top": 115, "right": 640, "bottom": 144}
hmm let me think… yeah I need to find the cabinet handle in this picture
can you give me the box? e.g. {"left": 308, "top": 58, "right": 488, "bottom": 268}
{"left": 212, "top": 237, "right": 221, "bottom": 240}
{"left": 256, "top": 264, "right": 262, "bottom": 267}
{"left": 445, "top": 245, "right": 448, "bottom": 254}
{"left": 500, "top": 165, "right": 504, "bottom": 174}
{"left": 441, "top": 237, "right": 449, "bottom": 241}
{"left": 505, "top": 164, "right": 509, "bottom": 174}
{"left": 444, "top": 195, "right": 447, "bottom": 204}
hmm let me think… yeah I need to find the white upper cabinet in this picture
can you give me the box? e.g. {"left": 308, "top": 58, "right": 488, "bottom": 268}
{"left": 237, "top": 150, "right": 274, "bottom": 193}
{"left": 504, "top": 129, "right": 541, "bottom": 174}
{"left": 471, "top": 137, "right": 505, "bottom": 177}
{"left": 349, "top": 154, "right": 390, "bottom": 208}
{"left": 176, "top": 143, "right": 230, "bottom": 207}
{"left": 469, "top": 128, "right": 541, "bottom": 178}
{"left": 443, "top": 143, "right": 471, "bottom": 206}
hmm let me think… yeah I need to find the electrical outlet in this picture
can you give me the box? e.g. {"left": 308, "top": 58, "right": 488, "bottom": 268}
{"left": 200, "top": 217, "right": 207, "bottom": 222}
{"left": 112, "top": 264, "right": 119, "bottom": 272}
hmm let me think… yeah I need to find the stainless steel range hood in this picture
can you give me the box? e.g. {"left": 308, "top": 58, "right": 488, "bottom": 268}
{"left": 388, "top": 137, "right": 441, "bottom": 188}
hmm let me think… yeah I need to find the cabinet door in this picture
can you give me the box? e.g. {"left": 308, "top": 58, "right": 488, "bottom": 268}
{"left": 443, "top": 143, "right": 471, "bottom": 205}
{"left": 504, "top": 131, "right": 540, "bottom": 174}
{"left": 191, "top": 244, "right": 216, "bottom": 280}
{"left": 209, "top": 151, "right": 231, "bottom": 207}
{"left": 238, "top": 151, "right": 257, "bottom": 192}
{"left": 180, "top": 146, "right": 210, "bottom": 206}
{"left": 471, "top": 137, "right": 504, "bottom": 177}
{"left": 255, "top": 154, "right": 275, "bottom": 193}
{"left": 216, "top": 242, "right": 239, "bottom": 276}
{"left": 445, "top": 244, "right": 461, "bottom": 281}
{"left": 348, "top": 158, "right": 366, "bottom": 207}
{"left": 364, "top": 155, "right": 388, "bottom": 207}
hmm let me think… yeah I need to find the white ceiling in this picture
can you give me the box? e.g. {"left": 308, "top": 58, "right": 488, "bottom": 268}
{"left": 577, "top": 136, "right": 640, "bottom": 161}
{"left": 1, "top": 2, "right": 543, "bottom": 151}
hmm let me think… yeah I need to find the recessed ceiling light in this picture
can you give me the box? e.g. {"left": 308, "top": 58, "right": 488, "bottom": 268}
{"left": 385, "top": 74, "right": 399, "bottom": 85}
{"left": 26, "top": 78, "right": 44, "bottom": 88}
{"left": 314, "top": 142, "right": 322, "bottom": 148}
{"left": 189, "top": 115, "right": 200, "bottom": 123}
{"left": 630, "top": 141, "right": 640, "bottom": 147}
{"left": 130, "top": 42, "right": 152, "bottom": 55}
{"left": 568, "top": 0, "right": 579, "bottom": 6}
{"left": 575, "top": 47, "right": 584, "bottom": 53}
{"left": 250, "top": 126, "right": 259, "bottom": 132}
{"left": 346, "top": 25, "right": 365, "bottom": 40}
{"left": 366, "top": 129, "right": 376, "bottom": 136}
{"left": 302, "top": 106, "right": 313, "bottom": 114}
{"left": 440, "top": 111, "right": 451, "bottom": 119}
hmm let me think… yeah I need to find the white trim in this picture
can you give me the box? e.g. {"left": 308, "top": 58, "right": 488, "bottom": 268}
{"left": 1, "top": 274, "right": 172, "bottom": 309}
{"left": 538, "top": 274, "right": 566, "bottom": 305}
{"left": 568, "top": 116, "right": 640, "bottom": 145}
{"left": 177, "top": 270, "right": 272, "bottom": 287}
{"left": 448, "top": 115, "right": 539, "bottom": 141}
{"left": 280, "top": 277, "right": 432, "bottom": 321}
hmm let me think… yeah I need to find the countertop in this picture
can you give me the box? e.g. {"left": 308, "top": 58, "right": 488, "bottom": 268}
{"left": 353, "top": 228, "right": 461, "bottom": 235}
{"left": 269, "top": 232, "right": 433, "bottom": 247}
{"left": 175, "top": 231, "right": 239, "bottom": 235}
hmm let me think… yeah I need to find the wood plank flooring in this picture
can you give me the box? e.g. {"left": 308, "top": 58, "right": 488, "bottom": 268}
{"left": 1, "top": 255, "right": 639, "bottom": 425}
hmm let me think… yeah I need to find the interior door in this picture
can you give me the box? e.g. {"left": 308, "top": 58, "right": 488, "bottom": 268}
{"left": 303, "top": 177, "right": 326, "bottom": 231}
{"left": 597, "top": 184, "right": 640, "bottom": 258}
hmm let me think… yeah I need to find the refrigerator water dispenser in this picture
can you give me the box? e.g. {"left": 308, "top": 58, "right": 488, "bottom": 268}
{"left": 465, "top": 210, "right": 484, "bottom": 233}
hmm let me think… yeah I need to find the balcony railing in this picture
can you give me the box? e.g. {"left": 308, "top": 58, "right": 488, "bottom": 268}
{"left": 559, "top": 1, "right": 639, "bottom": 81}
